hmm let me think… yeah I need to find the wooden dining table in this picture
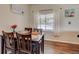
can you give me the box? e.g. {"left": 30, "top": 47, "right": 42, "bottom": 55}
{"left": 0, "top": 31, "right": 44, "bottom": 54}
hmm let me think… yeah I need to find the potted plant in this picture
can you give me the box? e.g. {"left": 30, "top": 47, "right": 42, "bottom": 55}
{"left": 11, "top": 24, "right": 17, "bottom": 32}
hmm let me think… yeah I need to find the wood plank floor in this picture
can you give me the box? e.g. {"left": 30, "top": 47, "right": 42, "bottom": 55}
{"left": 44, "top": 40, "right": 79, "bottom": 54}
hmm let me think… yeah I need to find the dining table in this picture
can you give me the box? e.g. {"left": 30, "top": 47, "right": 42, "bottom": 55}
{"left": 0, "top": 31, "right": 44, "bottom": 54}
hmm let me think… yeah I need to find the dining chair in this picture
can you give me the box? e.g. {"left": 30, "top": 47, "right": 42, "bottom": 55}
{"left": 25, "top": 28, "right": 32, "bottom": 33}
{"left": 2, "top": 31, "right": 16, "bottom": 54}
{"left": 32, "top": 28, "right": 43, "bottom": 53}
{"left": 32, "top": 28, "right": 42, "bottom": 34}
{"left": 16, "top": 32, "right": 32, "bottom": 54}
{"left": 24, "top": 28, "right": 42, "bottom": 54}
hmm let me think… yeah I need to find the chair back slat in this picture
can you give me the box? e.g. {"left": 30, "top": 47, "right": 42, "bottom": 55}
{"left": 25, "top": 28, "right": 32, "bottom": 33}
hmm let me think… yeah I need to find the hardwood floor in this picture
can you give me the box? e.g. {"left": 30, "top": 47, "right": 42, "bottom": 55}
{"left": 44, "top": 40, "right": 79, "bottom": 54}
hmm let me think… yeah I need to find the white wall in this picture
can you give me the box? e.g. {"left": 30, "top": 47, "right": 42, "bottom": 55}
{"left": 0, "top": 4, "right": 29, "bottom": 32}
{"left": 29, "top": 4, "right": 79, "bottom": 32}
{"left": 0, "top": 4, "right": 30, "bottom": 53}
{"left": 60, "top": 5, "right": 79, "bottom": 31}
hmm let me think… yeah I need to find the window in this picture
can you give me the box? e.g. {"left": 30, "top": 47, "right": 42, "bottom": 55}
{"left": 36, "top": 10, "right": 55, "bottom": 32}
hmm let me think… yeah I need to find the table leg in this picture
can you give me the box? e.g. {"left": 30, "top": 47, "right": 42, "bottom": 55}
{"left": 41, "top": 35, "right": 44, "bottom": 54}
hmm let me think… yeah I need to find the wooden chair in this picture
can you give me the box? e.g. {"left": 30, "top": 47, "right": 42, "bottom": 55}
{"left": 24, "top": 28, "right": 42, "bottom": 54}
{"left": 2, "top": 31, "right": 16, "bottom": 54}
{"left": 32, "top": 28, "right": 43, "bottom": 53}
{"left": 25, "top": 28, "right": 32, "bottom": 33}
{"left": 16, "top": 32, "right": 32, "bottom": 54}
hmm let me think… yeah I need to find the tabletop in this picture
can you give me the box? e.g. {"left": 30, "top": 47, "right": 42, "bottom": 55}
{"left": 18, "top": 31, "right": 44, "bottom": 41}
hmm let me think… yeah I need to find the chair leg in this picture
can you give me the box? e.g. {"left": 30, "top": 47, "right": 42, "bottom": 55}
{"left": 36, "top": 42, "right": 40, "bottom": 54}
{"left": 5, "top": 48, "right": 7, "bottom": 54}
{"left": 31, "top": 45, "right": 35, "bottom": 54}
{"left": 14, "top": 46, "right": 16, "bottom": 53}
